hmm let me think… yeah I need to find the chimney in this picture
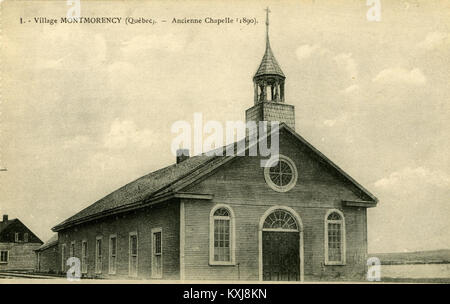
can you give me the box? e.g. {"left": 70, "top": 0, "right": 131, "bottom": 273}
{"left": 176, "top": 149, "right": 190, "bottom": 164}
{"left": 2, "top": 215, "right": 8, "bottom": 222}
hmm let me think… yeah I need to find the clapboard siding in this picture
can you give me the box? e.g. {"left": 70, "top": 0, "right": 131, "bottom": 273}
{"left": 58, "top": 200, "right": 180, "bottom": 279}
{"left": 55, "top": 129, "right": 371, "bottom": 281}
{"left": 183, "top": 201, "right": 366, "bottom": 281}
{"left": 183, "top": 130, "right": 368, "bottom": 281}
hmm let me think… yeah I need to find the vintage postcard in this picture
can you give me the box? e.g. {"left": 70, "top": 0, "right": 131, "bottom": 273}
{"left": 0, "top": 0, "right": 449, "bottom": 287}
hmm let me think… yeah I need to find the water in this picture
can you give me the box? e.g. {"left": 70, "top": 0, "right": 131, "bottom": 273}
{"left": 382, "top": 263, "right": 450, "bottom": 279}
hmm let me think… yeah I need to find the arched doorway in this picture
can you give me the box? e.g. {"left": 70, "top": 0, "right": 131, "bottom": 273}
{"left": 259, "top": 206, "right": 304, "bottom": 281}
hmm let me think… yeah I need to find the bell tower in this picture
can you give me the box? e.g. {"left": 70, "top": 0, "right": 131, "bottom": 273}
{"left": 246, "top": 8, "right": 295, "bottom": 130}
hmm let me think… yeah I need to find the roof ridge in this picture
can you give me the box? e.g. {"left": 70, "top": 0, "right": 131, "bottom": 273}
{"left": 53, "top": 123, "right": 377, "bottom": 231}
{"left": 0, "top": 219, "right": 16, "bottom": 233}
{"left": 52, "top": 154, "right": 218, "bottom": 231}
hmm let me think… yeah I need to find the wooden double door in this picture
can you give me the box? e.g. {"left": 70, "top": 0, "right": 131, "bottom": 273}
{"left": 262, "top": 231, "right": 300, "bottom": 281}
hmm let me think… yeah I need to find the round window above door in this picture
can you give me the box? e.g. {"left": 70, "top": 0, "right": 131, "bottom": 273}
{"left": 264, "top": 155, "right": 298, "bottom": 192}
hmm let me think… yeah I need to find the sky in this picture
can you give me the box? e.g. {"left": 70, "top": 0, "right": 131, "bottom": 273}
{"left": 1, "top": 0, "right": 449, "bottom": 253}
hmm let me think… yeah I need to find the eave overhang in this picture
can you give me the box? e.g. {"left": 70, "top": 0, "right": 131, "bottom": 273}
{"left": 342, "top": 199, "right": 378, "bottom": 208}
{"left": 52, "top": 192, "right": 213, "bottom": 232}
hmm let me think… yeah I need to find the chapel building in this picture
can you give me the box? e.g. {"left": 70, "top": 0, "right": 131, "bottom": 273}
{"left": 52, "top": 10, "right": 377, "bottom": 281}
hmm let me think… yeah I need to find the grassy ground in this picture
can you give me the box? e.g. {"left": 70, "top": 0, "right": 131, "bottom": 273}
{"left": 370, "top": 249, "right": 450, "bottom": 265}
{"left": 380, "top": 277, "right": 450, "bottom": 283}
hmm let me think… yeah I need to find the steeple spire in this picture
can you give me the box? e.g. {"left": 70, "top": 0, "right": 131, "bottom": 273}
{"left": 254, "top": 7, "right": 285, "bottom": 79}
{"left": 265, "top": 7, "right": 270, "bottom": 48}
{"left": 246, "top": 8, "right": 295, "bottom": 130}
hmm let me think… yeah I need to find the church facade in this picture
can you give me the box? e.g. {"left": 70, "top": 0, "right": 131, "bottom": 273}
{"left": 52, "top": 12, "right": 377, "bottom": 282}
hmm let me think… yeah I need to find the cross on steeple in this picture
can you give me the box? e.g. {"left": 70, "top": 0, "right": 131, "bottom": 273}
{"left": 265, "top": 7, "right": 271, "bottom": 45}
{"left": 247, "top": 7, "right": 295, "bottom": 130}
{"left": 253, "top": 7, "right": 285, "bottom": 82}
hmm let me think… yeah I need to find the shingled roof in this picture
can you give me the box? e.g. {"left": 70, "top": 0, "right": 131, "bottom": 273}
{"left": 53, "top": 124, "right": 377, "bottom": 232}
{"left": 0, "top": 217, "right": 44, "bottom": 243}
{"left": 52, "top": 154, "right": 220, "bottom": 231}
{"left": 0, "top": 218, "right": 13, "bottom": 233}
{"left": 35, "top": 234, "right": 58, "bottom": 251}
{"left": 254, "top": 10, "right": 285, "bottom": 79}
{"left": 254, "top": 40, "right": 285, "bottom": 78}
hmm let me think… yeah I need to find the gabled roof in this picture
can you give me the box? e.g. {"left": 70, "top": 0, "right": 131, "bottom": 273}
{"left": 53, "top": 124, "right": 377, "bottom": 231}
{"left": 280, "top": 124, "right": 378, "bottom": 203}
{"left": 0, "top": 219, "right": 14, "bottom": 233}
{"left": 0, "top": 218, "right": 44, "bottom": 244}
{"left": 52, "top": 154, "right": 219, "bottom": 231}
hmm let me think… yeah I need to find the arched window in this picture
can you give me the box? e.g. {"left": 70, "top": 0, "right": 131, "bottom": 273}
{"left": 263, "top": 209, "right": 298, "bottom": 231}
{"left": 325, "top": 210, "right": 346, "bottom": 265}
{"left": 210, "top": 205, "right": 235, "bottom": 265}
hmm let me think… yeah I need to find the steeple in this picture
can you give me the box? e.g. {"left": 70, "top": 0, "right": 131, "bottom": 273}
{"left": 253, "top": 7, "right": 286, "bottom": 104}
{"left": 246, "top": 8, "right": 295, "bottom": 130}
{"left": 254, "top": 7, "right": 285, "bottom": 79}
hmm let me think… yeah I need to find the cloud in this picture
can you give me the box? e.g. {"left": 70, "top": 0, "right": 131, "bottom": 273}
{"left": 103, "top": 119, "right": 155, "bottom": 149}
{"left": 63, "top": 135, "right": 93, "bottom": 150}
{"left": 334, "top": 53, "right": 358, "bottom": 79}
{"left": 417, "top": 32, "right": 449, "bottom": 51}
{"left": 36, "top": 57, "right": 66, "bottom": 70}
{"left": 372, "top": 67, "right": 426, "bottom": 85}
{"left": 369, "top": 166, "right": 450, "bottom": 252}
{"left": 295, "top": 44, "right": 322, "bottom": 60}
{"left": 92, "top": 34, "right": 107, "bottom": 64}
{"left": 374, "top": 167, "right": 450, "bottom": 189}
{"left": 35, "top": 33, "right": 107, "bottom": 70}
{"left": 107, "top": 61, "right": 138, "bottom": 85}
{"left": 121, "top": 34, "right": 185, "bottom": 59}
{"left": 295, "top": 44, "right": 335, "bottom": 61}
{"left": 90, "top": 152, "right": 127, "bottom": 172}
{"left": 323, "top": 120, "right": 336, "bottom": 127}
{"left": 295, "top": 44, "right": 358, "bottom": 88}
{"left": 323, "top": 113, "right": 349, "bottom": 127}
{"left": 340, "top": 84, "right": 360, "bottom": 94}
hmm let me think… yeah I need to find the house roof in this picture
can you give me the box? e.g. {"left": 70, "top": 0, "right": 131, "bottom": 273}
{"left": 35, "top": 234, "right": 58, "bottom": 251}
{"left": 0, "top": 218, "right": 14, "bottom": 233}
{"left": 0, "top": 218, "right": 44, "bottom": 244}
{"left": 53, "top": 124, "right": 377, "bottom": 231}
{"left": 52, "top": 154, "right": 220, "bottom": 231}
